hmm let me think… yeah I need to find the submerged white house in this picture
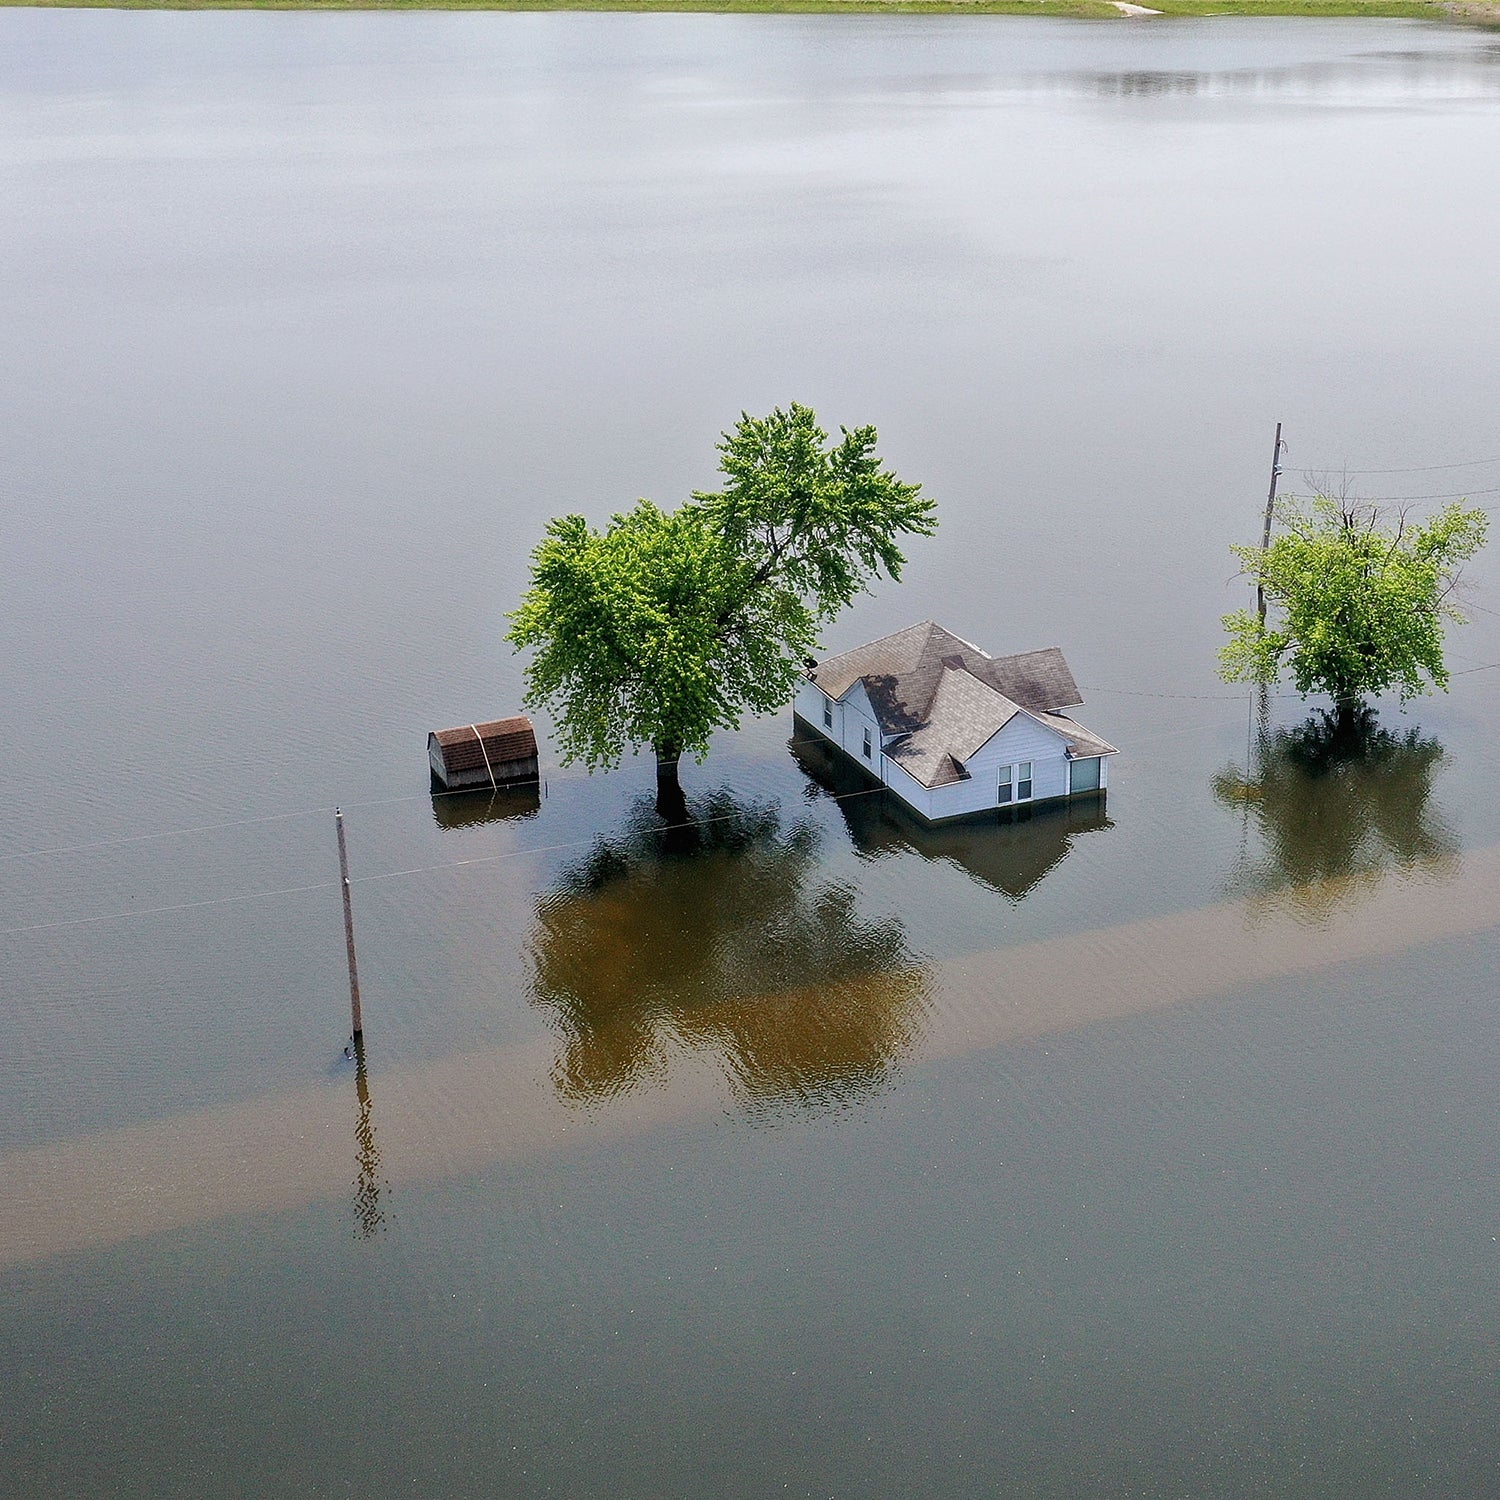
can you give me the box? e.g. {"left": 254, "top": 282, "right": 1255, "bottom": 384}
{"left": 793, "top": 621, "right": 1118, "bottom": 824}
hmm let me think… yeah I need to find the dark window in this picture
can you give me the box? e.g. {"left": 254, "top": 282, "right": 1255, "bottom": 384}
{"left": 822, "top": 697, "right": 833, "bottom": 729}
{"left": 997, "top": 764, "right": 1013, "bottom": 804}
{"left": 862, "top": 727, "right": 872, "bottom": 759}
{"left": 1018, "top": 760, "right": 1033, "bottom": 800}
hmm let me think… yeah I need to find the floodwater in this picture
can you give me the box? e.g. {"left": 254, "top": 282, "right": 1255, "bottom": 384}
{"left": 3, "top": 12, "right": 1500, "bottom": 1496}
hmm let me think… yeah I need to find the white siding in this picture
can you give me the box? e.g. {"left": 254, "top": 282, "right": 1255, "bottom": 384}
{"left": 884, "top": 755, "right": 936, "bottom": 821}
{"left": 795, "top": 678, "right": 1108, "bottom": 824}
{"left": 921, "top": 772, "right": 1001, "bottom": 821}
{"left": 962, "top": 713, "right": 1072, "bottom": 803}
{"left": 794, "top": 679, "right": 833, "bottom": 736}
{"left": 840, "top": 681, "right": 882, "bottom": 768}
{"left": 795, "top": 678, "right": 881, "bottom": 773}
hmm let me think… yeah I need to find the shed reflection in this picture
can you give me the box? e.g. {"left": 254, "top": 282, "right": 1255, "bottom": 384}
{"left": 790, "top": 734, "right": 1111, "bottom": 901}
{"left": 1214, "top": 707, "right": 1456, "bottom": 920}
{"left": 430, "top": 784, "right": 540, "bottom": 830}
{"left": 525, "top": 790, "right": 930, "bottom": 1113}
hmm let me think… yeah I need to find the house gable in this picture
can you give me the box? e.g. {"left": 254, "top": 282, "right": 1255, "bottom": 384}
{"left": 840, "top": 678, "right": 877, "bottom": 723}
{"left": 964, "top": 708, "right": 1073, "bottom": 773}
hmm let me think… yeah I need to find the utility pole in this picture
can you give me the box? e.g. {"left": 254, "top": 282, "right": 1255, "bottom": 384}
{"left": 335, "top": 807, "right": 363, "bottom": 1039}
{"left": 1258, "top": 421, "right": 1285, "bottom": 628}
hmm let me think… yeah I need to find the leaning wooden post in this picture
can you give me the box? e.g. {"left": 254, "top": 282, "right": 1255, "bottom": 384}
{"left": 1257, "top": 420, "right": 1284, "bottom": 629}
{"left": 335, "top": 807, "right": 364, "bottom": 1039}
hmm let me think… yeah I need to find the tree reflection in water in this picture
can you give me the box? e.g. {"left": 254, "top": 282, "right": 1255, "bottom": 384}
{"left": 526, "top": 791, "right": 930, "bottom": 1113}
{"left": 1214, "top": 706, "right": 1456, "bottom": 920}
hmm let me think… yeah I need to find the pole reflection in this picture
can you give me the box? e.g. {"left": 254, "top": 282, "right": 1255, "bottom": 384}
{"left": 1214, "top": 706, "right": 1456, "bottom": 921}
{"left": 351, "top": 1037, "right": 388, "bottom": 1239}
{"left": 525, "top": 790, "right": 930, "bottom": 1114}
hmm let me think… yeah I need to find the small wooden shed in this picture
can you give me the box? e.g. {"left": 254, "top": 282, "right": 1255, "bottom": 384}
{"left": 428, "top": 716, "right": 539, "bottom": 792}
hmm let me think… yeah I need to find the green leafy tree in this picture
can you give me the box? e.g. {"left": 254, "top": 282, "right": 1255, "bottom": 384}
{"left": 1219, "top": 495, "right": 1487, "bottom": 723}
{"left": 508, "top": 404, "right": 935, "bottom": 815}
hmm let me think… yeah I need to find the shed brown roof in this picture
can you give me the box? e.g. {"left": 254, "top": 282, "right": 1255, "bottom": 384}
{"left": 430, "top": 716, "right": 538, "bottom": 775}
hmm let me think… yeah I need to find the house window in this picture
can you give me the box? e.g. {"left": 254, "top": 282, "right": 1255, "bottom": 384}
{"left": 822, "top": 696, "right": 833, "bottom": 730}
{"left": 1069, "top": 756, "right": 1101, "bottom": 794}
{"left": 998, "top": 764, "right": 1013, "bottom": 804}
{"left": 1018, "top": 761, "right": 1033, "bottom": 800}
{"left": 862, "top": 727, "right": 872, "bottom": 760}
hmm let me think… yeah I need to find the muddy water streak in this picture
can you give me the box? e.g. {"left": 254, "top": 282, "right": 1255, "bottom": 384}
{"left": 4, "top": 845, "right": 1493, "bottom": 1270}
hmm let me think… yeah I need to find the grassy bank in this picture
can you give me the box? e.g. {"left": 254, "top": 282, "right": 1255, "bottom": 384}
{"left": 1, "top": 0, "right": 1493, "bottom": 19}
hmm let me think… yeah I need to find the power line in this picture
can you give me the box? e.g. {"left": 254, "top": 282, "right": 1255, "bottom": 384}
{"left": 4, "top": 662, "right": 1499, "bottom": 869}
{"left": 1281, "top": 485, "right": 1500, "bottom": 504}
{"left": 0, "top": 804, "right": 335, "bottom": 865}
{"left": 7, "top": 674, "right": 1497, "bottom": 941}
{"left": 0, "top": 880, "right": 342, "bottom": 939}
{"left": 1085, "top": 662, "right": 1500, "bottom": 700}
{"left": 0, "top": 779, "right": 896, "bottom": 938}
{"left": 1080, "top": 686, "right": 1303, "bottom": 701}
{"left": 0, "top": 759, "right": 699, "bottom": 864}
{"left": 1298, "top": 456, "right": 1500, "bottom": 477}
{"left": 0, "top": 777, "right": 557, "bottom": 864}
{"left": 1359, "top": 487, "right": 1500, "bottom": 503}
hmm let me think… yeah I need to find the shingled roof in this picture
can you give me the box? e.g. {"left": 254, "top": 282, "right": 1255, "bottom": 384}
{"left": 813, "top": 622, "right": 1081, "bottom": 726}
{"left": 1033, "top": 712, "right": 1117, "bottom": 762}
{"left": 811, "top": 623, "right": 1114, "bottom": 790}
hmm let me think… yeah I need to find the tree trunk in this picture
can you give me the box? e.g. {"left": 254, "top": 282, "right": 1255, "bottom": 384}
{"left": 1330, "top": 693, "right": 1365, "bottom": 752}
{"left": 654, "top": 742, "right": 691, "bottom": 832}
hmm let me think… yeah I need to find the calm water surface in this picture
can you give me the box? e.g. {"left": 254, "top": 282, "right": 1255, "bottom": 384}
{"left": 2, "top": 13, "right": 1500, "bottom": 1496}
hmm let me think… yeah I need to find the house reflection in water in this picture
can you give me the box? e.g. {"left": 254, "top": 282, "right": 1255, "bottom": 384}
{"left": 525, "top": 790, "right": 930, "bottom": 1113}
{"left": 430, "top": 784, "right": 541, "bottom": 831}
{"left": 1214, "top": 707, "right": 1456, "bottom": 920}
{"left": 790, "top": 734, "right": 1112, "bottom": 902}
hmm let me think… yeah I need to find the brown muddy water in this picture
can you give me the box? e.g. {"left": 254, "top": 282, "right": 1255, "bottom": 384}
{"left": 3, "top": 13, "right": 1500, "bottom": 1497}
